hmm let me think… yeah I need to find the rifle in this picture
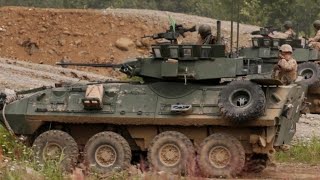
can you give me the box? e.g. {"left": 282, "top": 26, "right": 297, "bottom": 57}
{"left": 142, "top": 24, "right": 196, "bottom": 43}
{"left": 56, "top": 61, "right": 136, "bottom": 77}
{"left": 251, "top": 26, "right": 281, "bottom": 37}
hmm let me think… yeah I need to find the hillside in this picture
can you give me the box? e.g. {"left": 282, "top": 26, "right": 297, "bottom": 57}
{"left": 0, "top": 6, "right": 258, "bottom": 64}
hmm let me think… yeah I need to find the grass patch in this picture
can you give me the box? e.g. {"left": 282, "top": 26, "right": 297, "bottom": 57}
{"left": 0, "top": 126, "right": 65, "bottom": 179}
{"left": 276, "top": 137, "right": 320, "bottom": 165}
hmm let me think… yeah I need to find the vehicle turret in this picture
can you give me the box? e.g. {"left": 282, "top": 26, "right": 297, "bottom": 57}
{"left": 57, "top": 21, "right": 278, "bottom": 84}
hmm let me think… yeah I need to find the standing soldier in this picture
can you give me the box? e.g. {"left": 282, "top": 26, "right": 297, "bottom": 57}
{"left": 198, "top": 24, "right": 216, "bottom": 44}
{"left": 272, "top": 44, "right": 298, "bottom": 85}
{"left": 283, "top": 21, "right": 296, "bottom": 39}
{"left": 308, "top": 20, "right": 320, "bottom": 50}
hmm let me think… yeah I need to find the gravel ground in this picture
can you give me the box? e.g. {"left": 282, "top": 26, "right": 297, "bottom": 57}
{"left": 0, "top": 57, "right": 114, "bottom": 91}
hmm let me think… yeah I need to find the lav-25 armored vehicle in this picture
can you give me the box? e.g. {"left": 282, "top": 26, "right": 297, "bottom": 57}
{"left": 0, "top": 21, "right": 307, "bottom": 177}
{"left": 240, "top": 27, "right": 320, "bottom": 85}
{"left": 239, "top": 27, "right": 320, "bottom": 113}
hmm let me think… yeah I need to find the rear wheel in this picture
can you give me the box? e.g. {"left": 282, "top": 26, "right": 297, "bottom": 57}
{"left": 147, "top": 131, "right": 195, "bottom": 175}
{"left": 198, "top": 133, "right": 245, "bottom": 178}
{"left": 244, "top": 154, "right": 268, "bottom": 173}
{"left": 218, "top": 80, "right": 266, "bottom": 123}
{"left": 84, "top": 131, "right": 131, "bottom": 173}
{"left": 32, "top": 130, "right": 79, "bottom": 171}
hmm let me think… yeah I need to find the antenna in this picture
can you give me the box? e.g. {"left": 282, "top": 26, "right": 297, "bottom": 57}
{"left": 217, "top": 20, "right": 222, "bottom": 44}
{"left": 236, "top": 0, "right": 240, "bottom": 57}
{"left": 230, "top": 0, "right": 234, "bottom": 57}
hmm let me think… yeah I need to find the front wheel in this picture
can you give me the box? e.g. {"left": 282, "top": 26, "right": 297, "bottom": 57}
{"left": 32, "top": 130, "right": 79, "bottom": 171}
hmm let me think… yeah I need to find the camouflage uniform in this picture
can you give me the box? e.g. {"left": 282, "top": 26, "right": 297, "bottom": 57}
{"left": 272, "top": 44, "right": 298, "bottom": 85}
{"left": 309, "top": 30, "right": 320, "bottom": 50}
{"left": 199, "top": 35, "right": 216, "bottom": 44}
{"left": 284, "top": 29, "right": 296, "bottom": 39}
{"left": 283, "top": 21, "right": 296, "bottom": 39}
{"left": 275, "top": 58, "right": 298, "bottom": 84}
{"left": 308, "top": 20, "right": 320, "bottom": 50}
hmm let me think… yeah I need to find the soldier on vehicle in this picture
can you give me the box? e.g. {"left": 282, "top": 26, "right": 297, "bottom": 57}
{"left": 308, "top": 20, "right": 320, "bottom": 50}
{"left": 267, "top": 21, "right": 296, "bottom": 39}
{"left": 197, "top": 24, "right": 217, "bottom": 44}
{"left": 283, "top": 21, "right": 296, "bottom": 39}
{"left": 272, "top": 44, "right": 297, "bottom": 85}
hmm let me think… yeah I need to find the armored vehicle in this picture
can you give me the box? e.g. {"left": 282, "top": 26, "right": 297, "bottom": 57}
{"left": 0, "top": 21, "right": 307, "bottom": 177}
{"left": 239, "top": 27, "right": 320, "bottom": 85}
{"left": 239, "top": 27, "right": 320, "bottom": 113}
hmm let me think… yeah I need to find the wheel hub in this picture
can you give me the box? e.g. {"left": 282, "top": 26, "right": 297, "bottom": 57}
{"left": 159, "top": 143, "right": 181, "bottom": 167}
{"left": 301, "top": 69, "right": 314, "bottom": 79}
{"left": 43, "top": 143, "right": 63, "bottom": 161}
{"left": 230, "top": 89, "right": 251, "bottom": 107}
{"left": 209, "top": 146, "right": 231, "bottom": 169}
{"left": 95, "top": 145, "right": 117, "bottom": 167}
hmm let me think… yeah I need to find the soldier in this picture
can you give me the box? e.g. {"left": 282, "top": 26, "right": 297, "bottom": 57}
{"left": 283, "top": 21, "right": 296, "bottom": 39}
{"left": 308, "top": 20, "right": 320, "bottom": 50}
{"left": 272, "top": 44, "right": 297, "bottom": 85}
{"left": 198, "top": 24, "right": 216, "bottom": 44}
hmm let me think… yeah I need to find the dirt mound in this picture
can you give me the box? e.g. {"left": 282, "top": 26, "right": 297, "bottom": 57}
{"left": 0, "top": 6, "right": 258, "bottom": 67}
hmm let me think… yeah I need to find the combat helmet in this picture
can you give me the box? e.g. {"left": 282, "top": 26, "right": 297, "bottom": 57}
{"left": 279, "top": 44, "right": 293, "bottom": 53}
{"left": 313, "top": 20, "right": 320, "bottom": 29}
{"left": 198, "top": 24, "right": 212, "bottom": 38}
{"left": 284, "top": 21, "right": 293, "bottom": 29}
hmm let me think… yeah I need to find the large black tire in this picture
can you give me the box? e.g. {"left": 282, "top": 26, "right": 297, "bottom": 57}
{"left": 84, "top": 131, "right": 131, "bottom": 173}
{"left": 32, "top": 130, "right": 79, "bottom": 171}
{"left": 218, "top": 80, "right": 266, "bottom": 123}
{"left": 244, "top": 154, "right": 268, "bottom": 173}
{"left": 147, "top": 131, "right": 195, "bottom": 175}
{"left": 298, "top": 62, "right": 320, "bottom": 86}
{"left": 198, "top": 133, "right": 245, "bottom": 178}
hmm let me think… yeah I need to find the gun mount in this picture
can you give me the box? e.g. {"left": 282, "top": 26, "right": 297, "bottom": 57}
{"left": 251, "top": 26, "right": 281, "bottom": 37}
{"left": 142, "top": 24, "right": 196, "bottom": 43}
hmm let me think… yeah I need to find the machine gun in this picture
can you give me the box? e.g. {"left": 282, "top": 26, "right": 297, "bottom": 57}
{"left": 56, "top": 61, "right": 137, "bottom": 77}
{"left": 142, "top": 24, "right": 196, "bottom": 43}
{"left": 251, "top": 26, "right": 281, "bottom": 37}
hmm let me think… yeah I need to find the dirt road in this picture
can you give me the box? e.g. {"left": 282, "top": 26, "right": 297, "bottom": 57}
{"left": 244, "top": 163, "right": 320, "bottom": 179}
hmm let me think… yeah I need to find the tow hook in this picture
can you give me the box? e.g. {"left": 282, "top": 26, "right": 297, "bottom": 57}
{"left": 281, "top": 103, "right": 293, "bottom": 118}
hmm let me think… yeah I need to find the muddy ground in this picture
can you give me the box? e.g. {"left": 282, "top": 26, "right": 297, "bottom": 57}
{"left": 0, "top": 6, "right": 320, "bottom": 179}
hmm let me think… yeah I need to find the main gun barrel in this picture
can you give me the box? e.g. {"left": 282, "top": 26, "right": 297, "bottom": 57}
{"left": 56, "top": 62, "right": 122, "bottom": 68}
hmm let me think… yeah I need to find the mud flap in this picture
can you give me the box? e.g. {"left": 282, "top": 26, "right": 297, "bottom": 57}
{"left": 274, "top": 117, "right": 296, "bottom": 146}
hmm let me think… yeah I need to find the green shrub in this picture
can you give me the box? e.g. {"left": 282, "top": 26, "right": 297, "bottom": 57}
{"left": 0, "top": 126, "right": 65, "bottom": 179}
{"left": 276, "top": 137, "right": 320, "bottom": 165}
